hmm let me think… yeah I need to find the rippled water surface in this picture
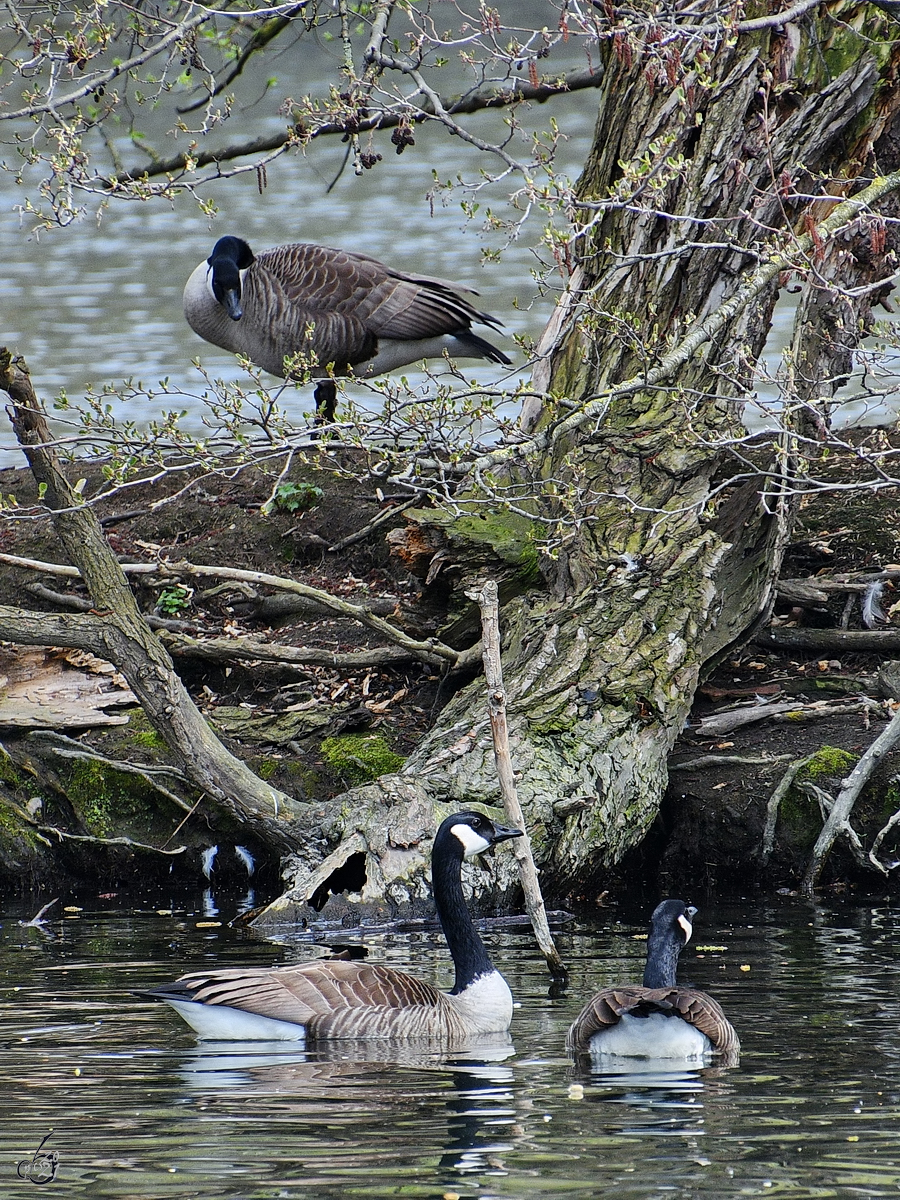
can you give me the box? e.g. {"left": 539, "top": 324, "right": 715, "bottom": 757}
{"left": 4, "top": 893, "right": 900, "bottom": 1198}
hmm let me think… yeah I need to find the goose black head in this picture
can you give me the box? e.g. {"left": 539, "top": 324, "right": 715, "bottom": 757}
{"left": 207, "top": 236, "right": 255, "bottom": 321}
{"left": 642, "top": 898, "right": 697, "bottom": 989}
{"left": 436, "top": 810, "right": 523, "bottom": 859}
{"left": 649, "top": 898, "right": 696, "bottom": 945}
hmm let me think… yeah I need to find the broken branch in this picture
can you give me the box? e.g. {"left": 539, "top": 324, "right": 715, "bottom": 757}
{"left": 802, "top": 704, "right": 900, "bottom": 895}
{"left": 471, "top": 579, "right": 567, "bottom": 986}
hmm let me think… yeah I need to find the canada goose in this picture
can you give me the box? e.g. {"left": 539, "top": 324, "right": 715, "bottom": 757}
{"left": 140, "top": 811, "right": 523, "bottom": 1041}
{"left": 183, "top": 236, "right": 512, "bottom": 419}
{"left": 566, "top": 899, "right": 740, "bottom": 1064}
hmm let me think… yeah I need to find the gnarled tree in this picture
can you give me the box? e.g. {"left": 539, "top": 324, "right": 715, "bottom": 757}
{"left": 257, "top": 5, "right": 900, "bottom": 918}
{"left": 1, "top": 2, "right": 900, "bottom": 905}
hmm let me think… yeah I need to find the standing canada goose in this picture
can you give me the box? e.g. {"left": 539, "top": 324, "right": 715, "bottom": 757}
{"left": 566, "top": 899, "right": 740, "bottom": 1064}
{"left": 140, "top": 811, "right": 523, "bottom": 1041}
{"left": 183, "top": 236, "right": 512, "bottom": 420}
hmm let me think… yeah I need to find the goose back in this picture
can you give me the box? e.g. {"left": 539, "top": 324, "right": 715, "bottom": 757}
{"left": 183, "top": 239, "right": 511, "bottom": 381}
{"left": 565, "top": 983, "right": 740, "bottom": 1061}
{"left": 159, "top": 958, "right": 510, "bottom": 1042}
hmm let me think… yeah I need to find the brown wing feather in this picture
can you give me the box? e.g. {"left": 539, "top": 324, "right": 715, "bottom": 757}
{"left": 249, "top": 243, "right": 499, "bottom": 368}
{"left": 566, "top": 984, "right": 740, "bottom": 1062}
{"left": 176, "top": 959, "right": 461, "bottom": 1039}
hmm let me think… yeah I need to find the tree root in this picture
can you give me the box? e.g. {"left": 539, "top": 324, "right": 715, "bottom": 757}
{"left": 28, "top": 731, "right": 193, "bottom": 813}
{"left": 760, "top": 753, "right": 817, "bottom": 864}
{"left": 802, "top": 704, "right": 900, "bottom": 894}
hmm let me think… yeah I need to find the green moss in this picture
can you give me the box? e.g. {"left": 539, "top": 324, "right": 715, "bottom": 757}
{"left": 0, "top": 797, "right": 43, "bottom": 850}
{"left": 412, "top": 505, "right": 545, "bottom": 580}
{"left": 0, "top": 748, "right": 27, "bottom": 789}
{"left": 284, "top": 760, "right": 322, "bottom": 800}
{"left": 132, "top": 728, "right": 166, "bottom": 750}
{"left": 798, "top": 746, "right": 857, "bottom": 782}
{"left": 125, "top": 710, "right": 167, "bottom": 751}
{"left": 256, "top": 759, "right": 279, "bottom": 781}
{"left": 320, "top": 733, "right": 405, "bottom": 785}
{"left": 65, "top": 759, "right": 147, "bottom": 837}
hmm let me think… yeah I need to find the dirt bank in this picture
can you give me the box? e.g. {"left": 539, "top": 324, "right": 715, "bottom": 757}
{"left": 0, "top": 451, "right": 897, "bottom": 904}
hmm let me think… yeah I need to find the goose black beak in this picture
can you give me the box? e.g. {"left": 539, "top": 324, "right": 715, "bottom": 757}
{"left": 490, "top": 823, "right": 524, "bottom": 845}
{"left": 222, "top": 288, "right": 243, "bottom": 321}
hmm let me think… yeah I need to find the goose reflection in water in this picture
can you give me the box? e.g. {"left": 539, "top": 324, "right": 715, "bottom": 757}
{"left": 571, "top": 1057, "right": 739, "bottom": 1143}
{"left": 175, "top": 1035, "right": 515, "bottom": 1091}
{"left": 176, "top": 1038, "right": 518, "bottom": 1184}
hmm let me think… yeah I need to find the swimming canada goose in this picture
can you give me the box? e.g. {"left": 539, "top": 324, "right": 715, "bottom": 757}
{"left": 141, "top": 811, "right": 523, "bottom": 1041}
{"left": 183, "top": 236, "right": 512, "bottom": 419}
{"left": 566, "top": 899, "right": 740, "bottom": 1064}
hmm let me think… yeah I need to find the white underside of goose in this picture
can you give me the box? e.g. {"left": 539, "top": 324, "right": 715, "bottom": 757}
{"left": 357, "top": 335, "right": 495, "bottom": 376}
{"left": 163, "top": 999, "right": 310, "bottom": 1042}
{"left": 590, "top": 1012, "right": 713, "bottom": 1060}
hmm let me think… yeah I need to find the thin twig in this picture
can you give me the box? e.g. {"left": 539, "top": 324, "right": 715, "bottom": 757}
{"left": 327, "top": 496, "right": 419, "bottom": 553}
{"left": 760, "top": 753, "right": 817, "bottom": 864}
{"left": 25, "top": 581, "right": 202, "bottom": 634}
{"left": 161, "top": 793, "right": 207, "bottom": 849}
{"left": 37, "top": 826, "right": 187, "bottom": 855}
{"left": 20, "top": 898, "right": 59, "bottom": 927}
{"left": 671, "top": 753, "right": 795, "bottom": 771}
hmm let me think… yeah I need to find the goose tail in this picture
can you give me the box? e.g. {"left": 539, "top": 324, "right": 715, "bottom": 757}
{"left": 454, "top": 330, "right": 513, "bottom": 366}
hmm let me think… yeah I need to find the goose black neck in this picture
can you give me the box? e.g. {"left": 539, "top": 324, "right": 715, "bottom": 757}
{"left": 432, "top": 838, "right": 495, "bottom": 994}
{"left": 642, "top": 924, "right": 682, "bottom": 989}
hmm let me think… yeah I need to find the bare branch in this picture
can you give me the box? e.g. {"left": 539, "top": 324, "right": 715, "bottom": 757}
{"left": 106, "top": 67, "right": 604, "bottom": 185}
{"left": 802, "top": 705, "right": 900, "bottom": 894}
{"left": 0, "top": 9, "right": 212, "bottom": 123}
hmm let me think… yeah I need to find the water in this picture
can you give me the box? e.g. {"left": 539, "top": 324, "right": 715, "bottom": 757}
{"left": 3, "top": 893, "right": 900, "bottom": 1198}
{"left": 0, "top": 7, "right": 599, "bottom": 467}
{"left": 2, "top": 6, "right": 899, "bottom": 475}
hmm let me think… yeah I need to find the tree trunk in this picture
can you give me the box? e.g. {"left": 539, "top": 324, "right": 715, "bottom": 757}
{"left": 255, "top": 10, "right": 900, "bottom": 920}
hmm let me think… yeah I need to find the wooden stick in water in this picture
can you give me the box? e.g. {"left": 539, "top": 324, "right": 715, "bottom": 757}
{"left": 471, "top": 580, "right": 568, "bottom": 984}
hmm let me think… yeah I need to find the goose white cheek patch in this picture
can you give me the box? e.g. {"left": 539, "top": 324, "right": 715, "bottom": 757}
{"left": 450, "top": 823, "right": 492, "bottom": 858}
{"left": 678, "top": 914, "right": 693, "bottom": 943}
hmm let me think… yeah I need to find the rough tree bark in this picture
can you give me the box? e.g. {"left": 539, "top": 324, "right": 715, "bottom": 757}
{"left": 256, "top": 7, "right": 900, "bottom": 921}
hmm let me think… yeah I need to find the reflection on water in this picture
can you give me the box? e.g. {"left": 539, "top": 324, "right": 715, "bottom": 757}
{"left": 4, "top": 895, "right": 900, "bottom": 1196}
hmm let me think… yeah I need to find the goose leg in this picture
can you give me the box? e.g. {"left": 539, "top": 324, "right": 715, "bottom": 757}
{"left": 313, "top": 379, "right": 338, "bottom": 424}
